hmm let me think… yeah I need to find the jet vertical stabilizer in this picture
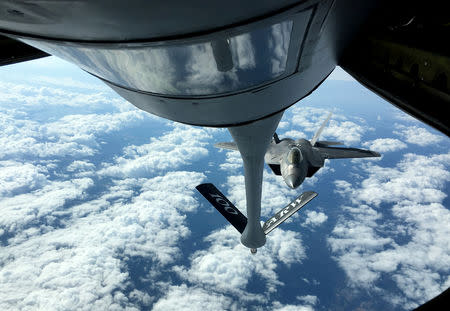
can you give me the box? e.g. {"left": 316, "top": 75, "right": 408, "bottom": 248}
{"left": 311, "top": 112, "right": 332, "bottom": 146}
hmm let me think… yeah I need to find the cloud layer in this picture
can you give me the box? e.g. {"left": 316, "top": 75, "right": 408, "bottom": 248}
{"left": 100, "top": 124, "right": 213, "bottom": 178}
{"left": 1, "top": 58, "right": 448, "bottom": 311}
{"left": 329, "top": 152, "right": 450, "bottom": 309}
{"left": 0, "top": 171, "right": 206, "bottom": 310}
{"left": 394, "top": 124, "right": 443, "bottom": 146}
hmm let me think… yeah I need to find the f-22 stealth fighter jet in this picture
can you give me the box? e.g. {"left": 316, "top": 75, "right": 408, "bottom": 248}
{"left": 216, "top": 113, "right": 381, "bottom": 190}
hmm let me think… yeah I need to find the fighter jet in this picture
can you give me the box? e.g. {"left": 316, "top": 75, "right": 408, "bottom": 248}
{"left": 215, "top": 113, "right": 380, "bottom": 189}
{"left": 216, "top": 112, "right": 380, "bottom": 189}
{"left": 272, "top": 118, "right": 380, "bottom": 189}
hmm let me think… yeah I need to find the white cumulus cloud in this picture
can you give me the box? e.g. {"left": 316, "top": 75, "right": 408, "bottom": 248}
{"left": 0, "top": 161, "right": 48, "bottom": 197}
{"left": 0, "top": 177, "right": 93, "bottom": 236}
{"left": 219, "top": 150, "right": 242, "bottom": 172}
{"left": 288, "top": 106, "right": 369, "bottom": 145}
{"left": 0, "top": 110, "right": 145, "bottom": 159}
{"left": 329, "top": 152, "right": 450, "bottom": 309}
{"left": 174, "top": 226, "right": 305, "bottom": 301}
{"left": 394, "top": 124, "right": 443, "bottom": 146}
{"left": 152, "top": 284, "right": 241, "bottom": 311}
{"left": 363, "top": 138, "right": 407, "bottom": 153}
{"left": 99, "top": 124, "right": 213, "bottom": 177}
{"left": 0, "top": 171, "right": 205, "bottom": 310}
{"left": 302, "top": 210, "right": 328, "bottom": 227}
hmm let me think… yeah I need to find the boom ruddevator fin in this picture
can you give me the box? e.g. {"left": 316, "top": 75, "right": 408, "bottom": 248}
{"left": 196, "top": 183, "right": 247, "bottom": 233}
{"left": 263, "top": 191, "right": 317, "bottom": 235}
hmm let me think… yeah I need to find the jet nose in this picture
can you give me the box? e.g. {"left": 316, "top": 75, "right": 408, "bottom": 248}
{"left": 285, "top": 174, "right": 301, "bottom": 189}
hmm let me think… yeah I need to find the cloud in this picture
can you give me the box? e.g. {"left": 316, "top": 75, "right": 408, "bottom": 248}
{"left": 45, "top": 112, "right": 144, "bottom": 139}
{"left": 0, "top": 81, "right": 125, "bottom": 113}
{"left": 280, "top": 129, "right": 306, "bottom": 140}
{"left": 336, "top": 153, "right": 450, "bottom": 206}
{"left": 328, "top": 152, "right": 450, "bottom": 308}
{"left": 272, "top": 302, "right": 314, "bottom": 311}
{"left": 67, "top": 160, "right": 95, "bottom": 172}
{"left": 4, "top": 57, "right": 447, "bottom": 311}
{"left": 288, "top": 106, "right": 369, "bottom": 145}
{"left": 302, "top": 211, "right": 328, "bottom": 227}
{"left": 0, "top": 78, "right": 157, "bottom": 163}
{"left": 219, "top": 150, "right": 242, "bottom": 172}
{"left": 0, "top": 109, "right": 145, "bottom": 159}
{"left": 66, "top": 160, "right": 96, "bottom": 177}
{"left": 0, "top": 76, "right": 219, "bottom": 310}
{"left": 363, "top": 138, "right": 407, "bottom": 153}
{"left": 296, "top": 295, "right": 318, "bottom": 305}
{"left": 394, "top": 124, "right": 443, "bottom": 146}
{"left": 277, "top": 121, "right": 289, "bottom": 129}
{"left": 393, "top": 110, "right": 422, "bottom": 123}
{"left": 0, "top": 177, "right": 93, "bottom": 237}
{"left": 0, "top": 161, "right": 48, "bottom": 197}
{"left": 289, "top": 106, "right": 333, "bottom": 133}
{"left": 0, "top": 171, "right": 206, "bottom": 310}
{"left": 152, "top": 284, "right": 240, "bottom": 311}
{"left": 174, "top": 226, "right": 305, "bottom": 301}
{"left": 323, "top": 120, "right": 367, "bottom": 145}
{"left": 99, "top": 124, "right": 213, "bottom": 177}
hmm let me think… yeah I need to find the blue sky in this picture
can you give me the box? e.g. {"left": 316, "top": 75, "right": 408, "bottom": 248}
{"left": 0, "top": 57, "right": 449, "bottom": 310}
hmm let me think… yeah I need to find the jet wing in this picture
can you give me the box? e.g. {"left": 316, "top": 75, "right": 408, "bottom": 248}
{"left": 315, "top": 146, "right": 380, "bottom": 159}
{"left": 264, "top": 143, "right": 283, "bottom": 175}
{"left": 214, "top": 142, "right": 238, "bottom": 151}
{"left": 264, "top": 143, "right": 285, "bottom": 164}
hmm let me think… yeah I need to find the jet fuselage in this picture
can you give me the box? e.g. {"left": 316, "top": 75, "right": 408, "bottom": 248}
{"left": 266, "top": 138, "right": 324, "bottom": 189}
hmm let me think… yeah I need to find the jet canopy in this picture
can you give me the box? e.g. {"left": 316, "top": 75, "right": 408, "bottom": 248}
{"left": 287, "top": 147, "right": 302, "bottom": 164}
